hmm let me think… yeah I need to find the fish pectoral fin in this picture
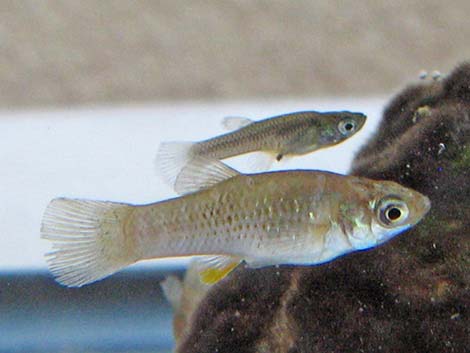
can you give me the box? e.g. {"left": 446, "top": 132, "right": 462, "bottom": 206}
{"left": 197, "top": 255, "right": 242, "bottom": 284}
{"left": 221, "top": 116, "right": 253, "bottom": 131}
{"left": 175, "top": 156, "right": 241, "bottom": 195}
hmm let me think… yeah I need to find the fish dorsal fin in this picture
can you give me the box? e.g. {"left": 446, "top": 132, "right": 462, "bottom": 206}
{"left": 222, "top": 116, "right": 253, "bottom": 131}
{"left": 197, "top": 255, "right": 242, "bottom": 284}
{"left": 174, "top": 156, "right": 240, "bottom": 195}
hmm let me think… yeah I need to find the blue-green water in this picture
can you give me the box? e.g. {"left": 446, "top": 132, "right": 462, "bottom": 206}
{"left": 0, "top": 270, "right": 179, "bottom": 353}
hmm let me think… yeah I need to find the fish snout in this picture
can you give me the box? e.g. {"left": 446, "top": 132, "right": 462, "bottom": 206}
{"left": 422, "top": 195, "right": 432, "bottom": 215}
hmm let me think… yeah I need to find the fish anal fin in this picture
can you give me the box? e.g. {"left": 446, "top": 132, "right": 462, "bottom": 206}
{"left": 199, "top": 264, "right": 238, "bottom": 284}
{"left": 197, "top": 255, "right": 242, "bottom": 284}
{"left": 221, "top": 116, "right": 253, "bottom": 131}
{"left": 243, "top": 151, "right": 276, "bottom": 172}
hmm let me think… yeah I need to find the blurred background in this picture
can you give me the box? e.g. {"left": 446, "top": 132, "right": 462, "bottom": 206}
{"left": 1, "top": 1, "right": 469, "bottom": 352}
{"left": 2, "top": 0, "right": 470, "bottom": 108}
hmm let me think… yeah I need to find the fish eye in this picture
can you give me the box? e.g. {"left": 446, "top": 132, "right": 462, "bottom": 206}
{"left": 376, "top": 197, "right": 409, "bottom": 227}
{"left": 338, "top": 118, "right": 357, "bottom": 135}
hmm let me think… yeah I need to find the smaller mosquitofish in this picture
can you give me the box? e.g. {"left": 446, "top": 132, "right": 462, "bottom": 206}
{"left": 156, "top": 111, "right": 366, "bottom": 193}
{"left": 41, "top": 158, "right": 430, "bottom": 288}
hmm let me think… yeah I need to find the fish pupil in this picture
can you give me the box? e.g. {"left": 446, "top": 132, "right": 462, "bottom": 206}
{"left": 344, "top": 122, "right": 354, "bottom": 131}
{"left": 387, "top": 207, "right": 402, "bottom": 221}
{"left": 339, "top": 119, "right": 356, "bottom": 135}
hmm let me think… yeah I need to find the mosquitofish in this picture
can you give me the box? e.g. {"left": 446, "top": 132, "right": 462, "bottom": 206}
{"left": 156, "top": 111, "right": 366, "bottom": 193}
{"left": 41, "top": 159, "right": 429, "bottom": 288}
{"left": 160, "top": 264, "right": 211, "bottom": 342}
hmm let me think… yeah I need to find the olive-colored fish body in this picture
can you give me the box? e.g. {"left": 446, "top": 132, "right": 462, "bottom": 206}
{"left": 42, "top": 164, "right": 430, "bottom": 288}
{"left": 157, "top": 111, "right": 366, "bottom": 193}
{"left": 195, "top": 111, "right": 365, "bottom": 159}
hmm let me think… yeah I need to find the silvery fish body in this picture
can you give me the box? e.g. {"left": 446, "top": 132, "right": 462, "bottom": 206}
{"left": 129, "top": 171, "right": 428, "bottom": 264}
{"left": 41, "top": 160, "right": 430, "bottom": 286}
{"left": 42, "top": 164, "right": 430, "bottom": 288}
{"left": 157, "top": 111, "right": 366, "bottom": 193}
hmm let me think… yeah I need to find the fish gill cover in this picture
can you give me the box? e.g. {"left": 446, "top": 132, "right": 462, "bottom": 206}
{"left": 175, "top": 62, "right": 470, "bottom": 353}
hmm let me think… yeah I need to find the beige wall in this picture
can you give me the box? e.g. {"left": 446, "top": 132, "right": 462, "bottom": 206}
{"left": 1, "top": 1, "right": 470, "bottom": 108}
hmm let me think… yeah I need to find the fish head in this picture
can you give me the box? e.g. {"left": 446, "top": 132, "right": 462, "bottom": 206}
{"left": 363, "top": 180, "right": 431, "bottom": 248}
{"left": 340, "top": 179, "right": 431, "bottom": 250}
{"left": 317, "top": 111, "right": 367, "bottom": 146}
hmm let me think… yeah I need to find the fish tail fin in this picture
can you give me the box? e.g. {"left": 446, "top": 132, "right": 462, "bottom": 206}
{"left": 155, "top": 141, "right": 197, "bottom": 190}
{"left": 41, "top": 198, "right": 139, "bottom": 287}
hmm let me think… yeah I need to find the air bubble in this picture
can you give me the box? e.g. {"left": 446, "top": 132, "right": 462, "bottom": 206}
{"left": 431, "top": 70, "right": 441, "bottom": 80}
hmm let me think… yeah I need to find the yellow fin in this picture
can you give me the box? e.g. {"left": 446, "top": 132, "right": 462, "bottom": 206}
{"left": 199, "top": 261, "right": 240, "bottom": 284}
{"left": 197, "top": 255, "right": 241, "bottom": 284}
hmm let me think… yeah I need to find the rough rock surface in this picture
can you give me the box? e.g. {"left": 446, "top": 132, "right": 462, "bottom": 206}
{"left": 176, "top": 63, "right": 470, "bottom": 353}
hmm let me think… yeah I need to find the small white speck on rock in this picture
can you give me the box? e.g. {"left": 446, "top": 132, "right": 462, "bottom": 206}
{"left": 438, "top": 143, "right": 446, "bottom": 155}
{"left": 431, "top": 70, "right": 442, "bottom": 80}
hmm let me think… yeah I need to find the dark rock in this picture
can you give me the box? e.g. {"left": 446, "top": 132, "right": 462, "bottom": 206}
{"left": 176, "top": 63, "right": 470, "bottom": 353}
{"left": 178, "top": 265, "right": 293, "bottom": 353}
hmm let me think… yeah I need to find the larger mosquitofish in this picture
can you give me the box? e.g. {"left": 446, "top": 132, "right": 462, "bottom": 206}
{"left": 156, "top": 111, "right": 366, "bottom": 193}
{"left": 41, "top": 159, "right": 429, "bottom": 288}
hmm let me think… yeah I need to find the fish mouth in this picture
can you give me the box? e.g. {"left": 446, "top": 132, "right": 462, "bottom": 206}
{"left": 358, "top": 114, "right": 367, "bottom": 127}
{"left": 352, "top": 113, "right": 367, "bottom": 131}
{"left": 421, "top": 195, "right": 432, "bottom": 215}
